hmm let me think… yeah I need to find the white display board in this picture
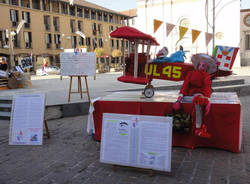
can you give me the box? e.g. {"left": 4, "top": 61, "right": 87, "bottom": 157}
{"left": 60, "top": 52, "right": 96, "bottom": 76}
{"left": 0, "top": 69, "right": 7, "bottom": 78}
{"left": 9, "top": 94, "right": 45, "bottom": 145}
{"left": 100, "top": 113, "right": 173, "bottom": 172}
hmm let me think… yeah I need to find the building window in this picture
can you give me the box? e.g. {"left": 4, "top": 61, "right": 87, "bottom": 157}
{"left": 42, "top": 0, "right": 50, "bottom": 11}
{"left": 61, "top": 2, "right": 68, "bottom": 14}
{"left": 79, "top": 37, "right": 84, "bottom": 46}
{"left": 0, "top": 30, "right": 8, "bottom": 48}
{"left": 92, "top": 23, "right": 97, "bottom": 36}
{"left": 114, "top": 15, "right": 119, "bottom": 24}
{"left": 21, "top": 0, "right": 30, "bottom": 8}
{"left": 97, "top": 11, "right": 102, "bottom": 21}
{"left": 52, "top": 1, "right": 59, "bottom": 13}
{"left": 109, "top": 25, "right": 113, "bottom": 32}
{"left": 246, "top": 34, "right": 250, "bottom": 50}
{"left": 110, "top": 39, "right": 114, "bottom": 49}
{"left": 132, "top": 17, "right": 135, "bottom": 25}
{"left": 70, "top": 20, "right": 76, "bottom": 33}
{"left": 99, "top": 38, "right": 103, "bottom": 48}
{"left": 86, "top": 37, "right": 91, "bottom": 46}
{"left": 71, "top": 36, "right": 77, "bottom": 48}
{"left": 78, "top": 21, "right": 83, "bottom": 32}
{"left": 121, "top": 40, "right": 124, "bottom": 48}
{"left": 32, "top": 0, "right": 40, "bottom": 10}
{"left": 44, "top": 15, "right": 50, "bottom": 31}
{"left": 84, "top": 8, "right": 90, "bottom": 19}
{"left": 77, "top": 7, "right": 83, "bottom": 17}
{"left": 53, "top": 17, "right": 60, "bottom": 32}
{"left": 104, "top": 12, "right": 108, "bottom": 22}
{"left": 116, "top": 40, "right": 119, "bottom": 49}
{"left": 120, "top": 17, "right": 124, "bottom": 25}
{"left": 98, "top": 24, "right": 102, "bottom": 36}
{"left": 22, "top": 11, "right": 30, "bottom": 28}
{"left": 0, "top": 30, "right": 3, "bottom": 48}
{"left": 10, "top": 9, "right": 19, "bottom": 27}
{"left": 54, "top": 34, "right": 61, "bottom": 49}
{"left": 109, "top": 14, "right": 113, "bottom": 23}
{"left": 69, "top": 5, "right": 75, "bottom": 16}
{"left": 92, "top": 37, "right": 97, "bottom": 50}
{"left": 46, "top": 33, "right": 52, "bottom": 48}
{"left": 91, "top": 10, "right": 96, "bottom": 20}
{"left": 9, "top": 0, "right": 18, "bottom": 6}
{"left": 24, "top": 31, "right": 32, "bottom": 48}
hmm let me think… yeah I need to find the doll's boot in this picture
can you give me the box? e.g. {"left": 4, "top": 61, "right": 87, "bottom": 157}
{"left": 195, "top": 124, "right": 211, "bottom": 138}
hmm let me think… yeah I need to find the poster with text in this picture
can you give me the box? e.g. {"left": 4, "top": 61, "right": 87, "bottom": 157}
{"left": 9, "top": 94, "right": 45, "bottom": 145}
{"left": 100, "top": 113, "right": 172, "bottom": 172}
{"left": 60, "top": 52, "right": 96, "bottom": 76}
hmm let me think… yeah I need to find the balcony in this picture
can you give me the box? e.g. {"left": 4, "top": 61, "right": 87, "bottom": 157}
{"left": 12, "top": 21, "right": 17, "bottom": 27}
{"left": 45, "top": 25, "right": 50, "bottom": 31}
{"left": 25, "top": 42, "right": 31, "bottom": 48}
{"left": 24, "top": 23, "right": 30, "bottom": 28}
{"left": 55, "top": 44, "right": 61, "bottom": 49}
{"left": 46, "top": 43, "right": 51, "bottom": 49}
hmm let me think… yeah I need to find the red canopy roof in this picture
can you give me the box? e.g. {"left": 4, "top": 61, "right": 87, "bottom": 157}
{"left": 110, "top": 26, "right": 159, "bottom": 46}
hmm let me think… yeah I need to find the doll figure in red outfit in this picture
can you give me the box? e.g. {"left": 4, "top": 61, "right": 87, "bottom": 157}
{"left": 173, "top": 54, "right": 218, "bottom": 138}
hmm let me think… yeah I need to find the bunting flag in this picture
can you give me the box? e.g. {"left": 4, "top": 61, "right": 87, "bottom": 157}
{"left": 166, "top": 23, "right": 175, "bottom": 37}
{"left": 205, "top": 32, "right": 213, "bottom": 46}
{"left": 179, "top": 26, "right": 188, "bottom": 40}
{"left": 154, "top": 19, "right": 163, "bottom": 33}
{"left": 192, "top": 29, "right": 201, "bottom": 43}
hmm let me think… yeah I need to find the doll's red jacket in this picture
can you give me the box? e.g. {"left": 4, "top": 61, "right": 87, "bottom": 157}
{"left": 180, "top": 70, "right": 212, "bottom": 98}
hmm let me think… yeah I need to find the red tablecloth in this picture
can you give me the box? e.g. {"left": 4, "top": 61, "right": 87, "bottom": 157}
{"left": 93, "top": 94, "right": 241, "bottom": 152}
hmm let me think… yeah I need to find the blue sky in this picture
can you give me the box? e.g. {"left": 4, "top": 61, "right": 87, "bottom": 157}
{"left": 241, "top": 0, "right": 250, "bottom": 9}
{"left": 86, "top": 0, "right": 137, "bottom": 11}
{"left": 85, "top": 0, "right": 250, "bottom": 11}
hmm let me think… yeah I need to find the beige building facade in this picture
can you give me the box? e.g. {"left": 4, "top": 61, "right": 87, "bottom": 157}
{"left": 0, "top": 0, "right": 130, "bottom": 71}
{"left": 240, "top": 9, "right": 250, "bottom": 66}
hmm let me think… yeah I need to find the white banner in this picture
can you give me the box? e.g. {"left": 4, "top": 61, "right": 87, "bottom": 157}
{"left": 60, "top": 52, "right": 96, "bottom": 76}
{"left": 100, "top": 113, "right": 172, "bottom": 172}
{"left": 9, "top": 94, "right": 45, "bottom": 145}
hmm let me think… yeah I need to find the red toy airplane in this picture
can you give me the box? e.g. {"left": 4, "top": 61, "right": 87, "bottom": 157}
{"left": 110, "top": 26, "right": 234, "bottom": 98}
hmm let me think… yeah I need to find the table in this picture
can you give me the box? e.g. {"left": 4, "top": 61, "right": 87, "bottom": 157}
{"left": 93, "top": 91, "right": 241, "bottom": 152}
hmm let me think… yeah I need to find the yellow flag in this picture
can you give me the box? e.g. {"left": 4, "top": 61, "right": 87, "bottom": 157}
{"left": 179, "top": 26, "right": 188, "bottom": 40}
{"left": 192, "top": 29, "right": 201, "bottom": 43}
{"left": 154, "top": 19, "right": 163, "bottom": 33}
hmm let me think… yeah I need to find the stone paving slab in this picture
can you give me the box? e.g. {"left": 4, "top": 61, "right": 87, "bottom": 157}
{"left": 0, "top": 96, "right": 250, "bottom": 184}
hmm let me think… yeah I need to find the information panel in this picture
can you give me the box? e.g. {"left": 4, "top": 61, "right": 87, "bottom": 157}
{"left": 20, "top": 57, "right": 33, "bottom": 69}
{"left": 100, "top": 113, "right": 172, "bottom": 172}
{"left": 60, "top": 52, "right": 96, "bottom": 76}
{"left": 9, "top": 94, "right": 45, "bottom": 145}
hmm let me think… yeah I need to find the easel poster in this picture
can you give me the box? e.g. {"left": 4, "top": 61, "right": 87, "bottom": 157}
{"left": 100, "top": 113, "right": 173, "bottom": 172}
{"left": 9, "top": 94, "right": 45, "bottom": 145}
{"left": 60, "top": 52, "right": 96, "bottom": 76}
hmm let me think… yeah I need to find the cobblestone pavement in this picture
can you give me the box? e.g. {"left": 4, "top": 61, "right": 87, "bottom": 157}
{"left": 1, "top": 96, "right": 250, "bottom": 184}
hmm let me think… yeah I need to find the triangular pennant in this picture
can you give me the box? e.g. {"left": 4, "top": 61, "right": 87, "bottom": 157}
{"left": 205, "top": 32, "right": 213, "bottom": 46}
{"left": 166, "top": 23, "right": 175, "bottom": 37}
{"left": 154, "top": 19, "right": 163, "bottom": 33}
{"left": 192, "top": 29, "right": 201, "bottom": 43}
{"left": 179, "top": 26, "right": 188, "bottom": 40}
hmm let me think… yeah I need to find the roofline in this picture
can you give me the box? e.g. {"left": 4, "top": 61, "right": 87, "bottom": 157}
{"left": 61, "top": 0, "right": 131, "bottom": 18}
{"left": 241, "top": 9, "right": 250, "bottom": 12}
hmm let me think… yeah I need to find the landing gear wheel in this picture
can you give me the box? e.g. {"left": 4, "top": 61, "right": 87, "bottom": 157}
{"left": 143, "top": 85, "right": 154, "bottom": 98}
